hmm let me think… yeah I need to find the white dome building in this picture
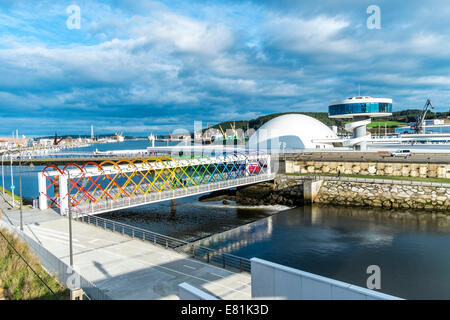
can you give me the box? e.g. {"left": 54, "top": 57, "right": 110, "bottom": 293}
{"left": 248, "top": 114, "right": 338, "bottom": 151}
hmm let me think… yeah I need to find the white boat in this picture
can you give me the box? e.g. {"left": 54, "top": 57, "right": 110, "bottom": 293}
{"left": 115, "top": 132, "right": 125, "bottom": 142}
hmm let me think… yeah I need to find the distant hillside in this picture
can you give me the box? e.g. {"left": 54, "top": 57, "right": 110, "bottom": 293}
{"left": 211, "top": 109, "right": 450, "bottom": 132}
{"left": 384, "top": 109, "right": 450, "bottom": 123}
{"left": 210, "top": 112, "right": 344, "bottom": 133}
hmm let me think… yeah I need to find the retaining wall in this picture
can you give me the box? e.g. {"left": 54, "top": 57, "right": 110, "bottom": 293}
{"left": 178, "top": 283, "right": 219, "bottom": 300}
{"left": 314, "top": 179, "right": 450, "bottom": 211}
{"left": 285, "top": 160, "right": 450, "bottom": 179}
{"left": 251, "top": 258, "right": 401, "bottom": 300}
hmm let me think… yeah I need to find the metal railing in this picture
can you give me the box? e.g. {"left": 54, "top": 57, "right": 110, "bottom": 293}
{"left": 75, "top": 214, "right": 252, "bottom": 273}
{"left": 70, "top": 173, "right": 276, "bottom": 216}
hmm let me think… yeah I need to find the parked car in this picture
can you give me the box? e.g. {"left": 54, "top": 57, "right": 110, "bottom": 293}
{"left": 248, "top": 163, "right": 260, "bottom": 173}
{"left": 390, "top": 149, "right": 412, "bottom": 157}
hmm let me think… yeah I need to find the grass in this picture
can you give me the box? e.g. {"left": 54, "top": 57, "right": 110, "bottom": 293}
{"left": 0, "top": 186, "right": 24, "bottom": 205}
{"left": 0, "top": 217, "right": 68, "bottom": 300}
{"left": 366, "top": 121, "right": 407, "bottom": 128}
{"left": 0, "top": 186, "right": 32, "bottom": 207}
{"left": 286, "top": 172, "right": 450, "bottom": 184}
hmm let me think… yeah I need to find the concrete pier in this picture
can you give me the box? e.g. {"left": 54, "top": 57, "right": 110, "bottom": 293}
{"left": 303, "top": 179, "right": 324, "bottom": 203}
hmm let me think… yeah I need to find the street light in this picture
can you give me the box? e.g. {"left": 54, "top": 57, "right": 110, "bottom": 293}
{"left": 1, "top": 154, "right": 4, "bottom": 196}
{"left": 10, "top": 155, "right": 14, "bottom": 208}
{"left": 68, "top": 171, "right": 73, "bottom": 267}
{"left": 19, "top": 153, "right": 23, "bottom": 231}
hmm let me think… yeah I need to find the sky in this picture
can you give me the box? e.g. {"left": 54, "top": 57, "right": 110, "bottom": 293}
{"left": 1, "top": 0, "right": 450, "bottom": 136}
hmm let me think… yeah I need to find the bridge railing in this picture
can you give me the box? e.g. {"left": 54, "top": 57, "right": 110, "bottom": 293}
{"left": 75, "top": 213, "right": 251, "bottom": 272}
{"left": 70, "top": 173, "right": 276, "bottom": 215}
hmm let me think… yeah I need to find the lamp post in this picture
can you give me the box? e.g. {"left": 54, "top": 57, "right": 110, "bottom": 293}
{"left": 10, "top": 156, "right": 14, "bottom": 208}
{"left": 68, "top": 171, "right": 73, "bottom": 267}
{"left": 19, "top": 153, "right": 23, "bottom": 231}
{"left": 1, "top": 154, "right": 4, "bottom": 196}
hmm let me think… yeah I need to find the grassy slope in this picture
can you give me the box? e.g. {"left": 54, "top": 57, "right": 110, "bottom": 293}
{"left": 0, "top": 186, "right": 23, "bottom": 204}
{"left": 0, "top": 219, "right": 67, "bottom": 300}
{"left": 366, "top": 121, "right": 407, "bottom": 128}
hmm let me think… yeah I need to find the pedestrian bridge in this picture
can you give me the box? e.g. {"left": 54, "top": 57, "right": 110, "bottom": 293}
{"left": 38, "top": 153, "right": 274, "bottom": 216}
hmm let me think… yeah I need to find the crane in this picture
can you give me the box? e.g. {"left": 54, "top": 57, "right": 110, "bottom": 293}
{"left": 230, "top": 121, "right": 239, "bottom": 139}
{"left": 53, "top": 132, "right": 64, "bottom": 145}
{"left": 218, "top": 125, "right": 227, "bottom": 139}
{"left": 412, "top": 99, "right": 434, "bottom": 134}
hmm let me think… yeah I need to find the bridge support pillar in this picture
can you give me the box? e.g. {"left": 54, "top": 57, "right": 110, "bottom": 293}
{"left": 38, "top": 172, "right": 47, "bottom": 210}
{"left": 267, "top": 156, "right": 272, "bottom": 175}
{"left": 171, "top": 199, "right": 176, "bottom": 217}
{"left": 303, "top": 179, "right": 323, "bottom": 204}
{"left": 59, "top": 174, "right": 68, "bottom": 215}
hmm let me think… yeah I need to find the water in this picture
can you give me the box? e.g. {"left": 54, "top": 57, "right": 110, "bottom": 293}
{"left": 195, "top": 205, "right": 450, "bottom": 300}
{"left": 0, "top": 164, "right": 41, "bottom": 201}
{"left": 99, "top": 196, "right": 286, "bottom": 242}
{"left": 75, "top": 139, "right": 165, "bottom": 152}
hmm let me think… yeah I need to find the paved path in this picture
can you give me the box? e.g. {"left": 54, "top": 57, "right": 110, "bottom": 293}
{"left": 0, "top": 200, "right": 251, "bottom": 300}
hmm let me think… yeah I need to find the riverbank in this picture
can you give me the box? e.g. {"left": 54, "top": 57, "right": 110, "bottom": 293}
{"left": 199, "top": 180, "right": 303, "bottom": 207}
{"left": 314, "top": 178, "right": 450, "bottom": 211}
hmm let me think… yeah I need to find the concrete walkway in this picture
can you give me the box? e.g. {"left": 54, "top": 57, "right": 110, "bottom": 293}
{"left": 0, "top": 199, "right": 251, "bottom": 300}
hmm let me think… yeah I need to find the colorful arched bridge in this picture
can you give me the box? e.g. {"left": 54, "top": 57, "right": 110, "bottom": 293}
{"left": 38, "top": 152, "right": 274, "bottom": 216}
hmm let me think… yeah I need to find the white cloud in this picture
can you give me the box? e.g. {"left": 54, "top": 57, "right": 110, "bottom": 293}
{"left": 266, "top": 15, "right": 355, "bottom": 55}
{"left": 1, "top": 1, "right": 450, "bottom": 136}
{"left": 127, "top": 12, "right": 234, "bottom": 56}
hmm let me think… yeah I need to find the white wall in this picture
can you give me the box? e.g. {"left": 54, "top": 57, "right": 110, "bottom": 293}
{"left": 178, "top": 283, "right": 219, "bottom": 300}
{"left": 251, "top": 258, "right": 402, "bottom": 300}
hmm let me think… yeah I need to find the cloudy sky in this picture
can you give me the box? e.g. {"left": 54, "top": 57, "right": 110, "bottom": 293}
{"left": 1, "top": 0, "right": 450, "bottom": 136}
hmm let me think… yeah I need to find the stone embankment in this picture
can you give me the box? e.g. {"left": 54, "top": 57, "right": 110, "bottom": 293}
{"left": 199, "top": 178, "right": 304, "bottom": 206}
{"left": 315, "top": 180, "right": 450, "bottom": 211}
{"left": 285, "top": 160, "right": 450, "bottom": 179}
{"left": 236, "top": 179, "right": 304, "bottom": 206}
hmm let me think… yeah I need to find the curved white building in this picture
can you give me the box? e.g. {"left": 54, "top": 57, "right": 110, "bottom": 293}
{"left": 248, "top": 114, "right": 338, "bottom": 151}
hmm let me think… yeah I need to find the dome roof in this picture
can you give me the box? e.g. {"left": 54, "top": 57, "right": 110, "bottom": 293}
{"left": 248, "top": 114, "right": 337, "bottom": 150}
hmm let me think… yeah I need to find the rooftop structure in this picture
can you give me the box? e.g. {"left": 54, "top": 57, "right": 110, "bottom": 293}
{"left": 328, "top": 96, "right": 393, "bottom": 150}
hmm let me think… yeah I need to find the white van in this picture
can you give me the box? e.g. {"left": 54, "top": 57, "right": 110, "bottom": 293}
{"left": 390, "top": 149, "right": 412, "bottom": 157}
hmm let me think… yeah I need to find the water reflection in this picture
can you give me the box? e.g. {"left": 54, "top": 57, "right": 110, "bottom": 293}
{"left": 100, "top": 196, "right": 283, "bottom": 241}
{"left": 195, "top": 216, "right": 274, "bottom": 254}
{"left": 198, "top": 205, "right": 450, "bottom": 300}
